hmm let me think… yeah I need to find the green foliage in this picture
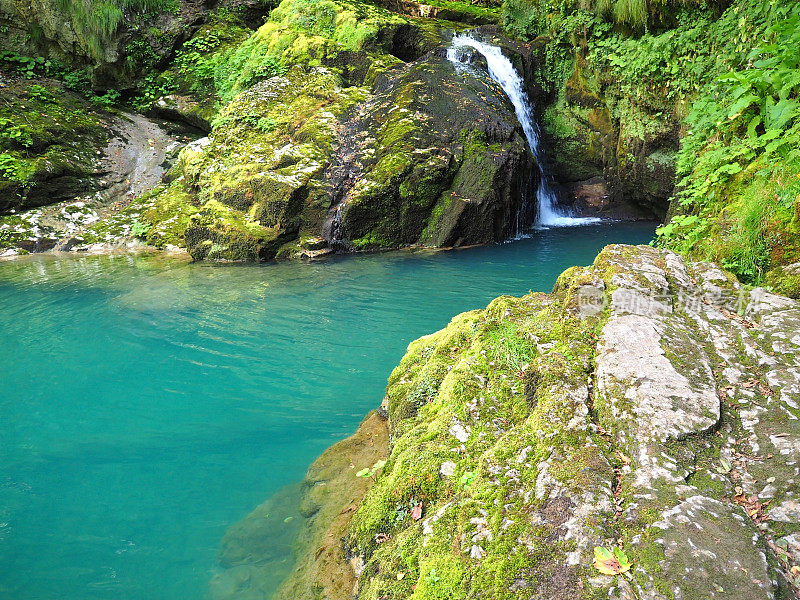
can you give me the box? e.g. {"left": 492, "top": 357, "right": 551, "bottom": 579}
{"left": 502, "top": 0, "right": 707, "bottom": 39}
{"left": 356, "top": 459, "right": 386, "bottom": 479}
{"left": 0, "top": 52, "right": 123, "bottom": 108}
{"left": 0, "top": 153, "right": 25, "bottom": 181}
{"left": 130, "top": 220, "right": 152, "bottom": 239}
{"left": 655, "top": 1, "right": 800, "bottom": 282}
{"left": 163, "top": 19, "right": 252, "bottom": 103}
{"left": 52, "top": 0, "right": 179, "bottom": 60}
{"left": 125, "top": 38, "right": 162, "bottom": 71}
{"left": 0, "top": 118, "right": 34, "bottom": 149}
{"left": 0, "top": 51, "right": 54, "bottom": 78}
{"left": 91, "top": 89, "right": 122, "bottom": 106}
{"left": 131, "top": 73, "right": 178, "bottom": 111}
{"left": 27, "top": 85, "right": 54, "bottom": 103}
{"left": 62, "top": 68, "right": 92, "bottom": 92}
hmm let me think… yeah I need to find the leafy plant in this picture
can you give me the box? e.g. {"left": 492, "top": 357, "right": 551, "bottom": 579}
{"left": 356, "top": 459, "right": 386, "bottom": 480}
{"left": 593, "top": 546, "right": 632, "bottom": 575}
{"left": 130, "top": 220, "right": 152, "bottom": 239}
{"left": 131, "top": 73, "right": 178, "bottom": 111}
{"left": 91, "top": 89, "right": 122, "bottom": 106}
{"left": 656, "top": 1, "right": 800, "bottom": 282}
{"left": 0, "top": 153, "right": 24, "bottom": 181}
{"left": 0, "top": 119, "right": 33, "bottom": 150}
{"left": 460, "top": 470, "right": 477, "bottom": 488}
{"left": 27, "top": 85, "right": 54, "bottom": 103}
{"left": 425, "top": 567, "right": 441, "bottom": 585}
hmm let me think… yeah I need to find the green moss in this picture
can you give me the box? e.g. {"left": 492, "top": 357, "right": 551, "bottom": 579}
{"left": 0, "top": 79, "right": 107, "bottom": 211}
{"left": 51, "top": 0, "right": 178, "bottom": 60}
{"left": 764, "top": 266, "right": 800, "bottom": 299}
{"left": 413, "top": 555, "right": 468, "bottom": 600}
{"left": 142, "top": 179, "right": 199, "bottom": 247}
{"left": 184, "top": 199, "right": 281, "bottom": 261}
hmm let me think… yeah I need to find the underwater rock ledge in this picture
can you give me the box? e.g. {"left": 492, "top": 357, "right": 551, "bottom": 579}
{"left": 216, "top": 243, "right": 800, "bottom": 600}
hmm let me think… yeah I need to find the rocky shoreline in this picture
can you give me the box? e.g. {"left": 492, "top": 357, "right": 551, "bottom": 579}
{"left": 221, "top": 243, "right": 800, "bottom": 600}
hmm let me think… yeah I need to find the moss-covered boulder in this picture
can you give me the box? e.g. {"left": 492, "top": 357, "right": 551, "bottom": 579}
{"left": 0, "top": 78, "right": 111, "bottom": 213}
{"left": 329, "top": 46, "right": 535, "bottom": 251}
{"left": 277, "top": 244, "right": 800, "bottom": 599}
{"left": 158, "top": 66, "right": 366, "bottom": 261}
{"left": 131, "top": 0, "right": 540, "bottom": 261}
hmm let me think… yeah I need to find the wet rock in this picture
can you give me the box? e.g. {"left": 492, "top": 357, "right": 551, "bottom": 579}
{"left": 542, "top": 54, "right": 676, "bottom": 219}
{"left": 150, "top": 95, "right": 212, "bottom": 133}
{"left": 330, "top": 46, "right": 535, "bottom": 250}
{"left": 564, "top": 177, "right": 657, "bottom": 220}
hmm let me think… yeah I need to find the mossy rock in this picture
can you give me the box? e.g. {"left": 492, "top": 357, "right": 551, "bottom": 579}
{"left": 764, "top": 262, "right": 800, "bottom": 299}
{"left": 0, "top": 79, "right": 108, "bottom": 213}
{"left": 152, "top": 66, "right": 367, "bottom": 260}
{"left": 287, "top": 245, "right": 800, "bottom": 600}
{"left": 540, "top": 52, "right": 678, "bottom": 219}
{"left": 334, "top": 46, "right": 535, "bottom": 250}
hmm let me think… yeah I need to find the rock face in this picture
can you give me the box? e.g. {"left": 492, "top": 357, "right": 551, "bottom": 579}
{"left": 130, "top": 0, "right": 538, "bottom": 261}
{"left": 0, "top": 77, "right": 189, "bottom": 252}
{"left": 0, "top": 79, "right": 108, "bottom": 214}
{"left": 0, "top": 0, "right": 209, "bottom": 87}
{"left": 540, "top": 54, "right": 677, "bottom": 219}
{"left": 280, "top": 244, "right": 800, "bottom": 599}
{"left": 328, "top": 48, "right": 534, "bottom": 251}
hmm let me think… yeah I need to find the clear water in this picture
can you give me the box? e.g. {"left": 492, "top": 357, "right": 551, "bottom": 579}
{"left": 448, "top": 34, "right": 600, "bottom": 228}
{"left": 0, "top": 223, "right": 654, "bottom": 600}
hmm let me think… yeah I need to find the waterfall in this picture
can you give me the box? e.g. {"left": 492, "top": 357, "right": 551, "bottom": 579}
{"left": 447, "top": 33, "right": 600, "bottom": 229}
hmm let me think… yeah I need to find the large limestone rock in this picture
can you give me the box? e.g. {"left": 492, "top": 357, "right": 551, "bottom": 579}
{"left": 279, "top": 244, "right": 800, "bottom": 599}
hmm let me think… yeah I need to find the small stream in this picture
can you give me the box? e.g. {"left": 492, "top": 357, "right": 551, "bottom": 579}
{"left": 0, "top": 222, "right": 654, "bottom": 600}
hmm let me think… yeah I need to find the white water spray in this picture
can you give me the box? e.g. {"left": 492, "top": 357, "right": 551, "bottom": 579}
{"left": 448, "top": 34, "right": 600, "bottom": 229}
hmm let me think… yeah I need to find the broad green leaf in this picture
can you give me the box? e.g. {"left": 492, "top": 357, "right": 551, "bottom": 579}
{"left": 594, "top": 546, "right": 622, "bottom": 575}
{"left": 747, "top": 115, "right": 762, "bottom": 139}
{"left": 613, "top": 547, "right": 632, "bottom": 574}
{"left": 727, "top": 94, "right": 760, "bottom": 121}
{"left": 766, "top": 97, "right": 799, "bottom": 130}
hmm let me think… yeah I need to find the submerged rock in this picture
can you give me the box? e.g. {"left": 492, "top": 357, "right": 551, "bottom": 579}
{"left": 275, "top": 244, "right": 800, "bottom": 599}
{"left": 209, "top": 410, "right": 390, "bottom": 600}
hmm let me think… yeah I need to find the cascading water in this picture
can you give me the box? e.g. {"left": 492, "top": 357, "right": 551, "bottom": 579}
{"left": 447, "top": 33, "right": 601, "bottom": 229}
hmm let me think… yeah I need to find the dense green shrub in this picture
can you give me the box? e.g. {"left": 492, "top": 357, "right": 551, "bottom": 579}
{"left": 656, "top": 1, "right": 800, "bottom": 281}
